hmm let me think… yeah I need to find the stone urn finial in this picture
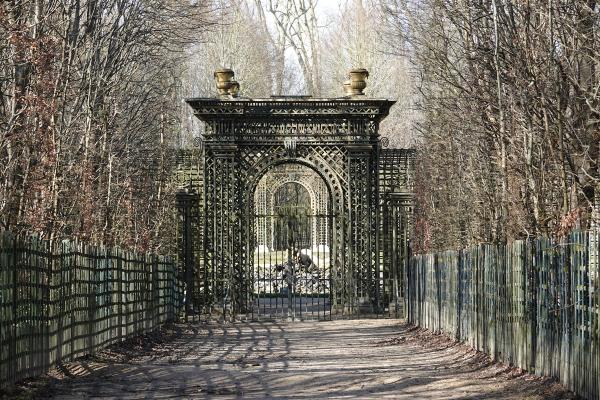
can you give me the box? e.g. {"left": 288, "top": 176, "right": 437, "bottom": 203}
{"left": 229, "top": 80, "right": 240, "bottom": 98}
{"left": 347, "top": 68, "right": 369, "bottom": 96}
{"left": 343, "top": 79, "right": 353, "bottom": 96}
{"left": 214, "top": 68, "right": 235, "bottom": 96}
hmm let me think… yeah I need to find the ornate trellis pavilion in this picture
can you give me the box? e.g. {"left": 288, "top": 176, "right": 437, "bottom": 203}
{"left": 177, "top": 69, "right": 414, "bottom": 320}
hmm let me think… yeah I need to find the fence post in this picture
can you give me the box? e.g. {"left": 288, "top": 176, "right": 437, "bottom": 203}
{"left": 527, "top": 238, "right": 537, "bottom": 373}
{"left": 406, "top": 243, "right": 412, "bottom": 324}
{"left": 151, "top": 255, "right": 157, "bottom": 330}
{"left": 456, "top": 249, "right": 462, "bottom": 341}
{"left": 170, "top": 259, "right": 177, "bottom": 322}
{"left": 4, "top": 232, "right": 17, "bottom": 386}
{"left": 59, "top": 240, "right": 68, "bottom": 363}
{"left": 44, "top": 239, "right": 52, "bottom": 374}
{"left": 117, "top": 247, "right": 123, "bottom": 342}
{"left": 88, "top": 244, "right": 95, "bottom": 354}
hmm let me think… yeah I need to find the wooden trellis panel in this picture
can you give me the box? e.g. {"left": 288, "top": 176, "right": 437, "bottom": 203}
{"left": 0, "top": 232, "right": 182, "bottom": 388}
{"left": 408, "top": 231, "right": 600, "bottom": 400}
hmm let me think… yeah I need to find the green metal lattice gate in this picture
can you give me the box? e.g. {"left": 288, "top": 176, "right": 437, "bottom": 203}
{"left": 177, "top": 96, "right": 415, "bottom": 320}
{"left": 252, "top": 213, "right": 333, "bottom": 320}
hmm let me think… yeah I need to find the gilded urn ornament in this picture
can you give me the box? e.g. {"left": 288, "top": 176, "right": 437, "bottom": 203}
{"left": 214, "top": 68, "right": 235, "bottom": 96}
{"left": 229, "top": 80, "right": 240, "bottom": 97}
{"left": 343, "top": 79, "right": 353, "bottom": 96}
{"left": 347, "top": 68, "right": 369, "bottom": 96}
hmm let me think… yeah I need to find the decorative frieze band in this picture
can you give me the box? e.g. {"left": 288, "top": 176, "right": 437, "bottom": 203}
{"left": 203, "top": 120, "right": 377, "bottom": 137}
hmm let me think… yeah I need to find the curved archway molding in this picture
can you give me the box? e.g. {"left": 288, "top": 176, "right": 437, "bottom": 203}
{"left": 254, "top": 163, "right": 329, "bottom": 250}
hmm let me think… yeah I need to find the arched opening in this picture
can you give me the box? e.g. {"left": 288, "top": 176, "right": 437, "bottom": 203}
{"left": 272, "top": 182, "right": 312, "bottom": 250}
{"left": 253, "top": 162, "right": 331, "bottom": 252}
{"left": 252, "top": 162, "right": 333, "bottom": 320}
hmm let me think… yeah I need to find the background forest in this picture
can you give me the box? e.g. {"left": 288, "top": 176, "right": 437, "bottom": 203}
{"left": 1, "top": 0, "right": 599, "bottom": 254}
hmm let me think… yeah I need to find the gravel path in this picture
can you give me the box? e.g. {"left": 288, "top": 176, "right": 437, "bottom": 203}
{"left": 35, "top": 320, "right": 575, "bottom": 399}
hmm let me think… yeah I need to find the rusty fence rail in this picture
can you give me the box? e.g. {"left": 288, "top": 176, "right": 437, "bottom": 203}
{"left": 408, "top": 230, "right": 599, "bottom": 400}
{"left": 0, "top": 231, "right": 182, "bottom": 387}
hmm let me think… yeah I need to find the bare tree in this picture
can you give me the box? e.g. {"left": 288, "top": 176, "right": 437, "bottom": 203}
{"left": 0, "top": 0, "right": 214, "bottom": 252}
{"left": 381, "top": 0, "right": 600, "bottom": 251}
{"left": 266, "top": 0, "right": 322, "bottom": 95}
{"left": 321, "top": 0, "right": 420, "bottom": 147}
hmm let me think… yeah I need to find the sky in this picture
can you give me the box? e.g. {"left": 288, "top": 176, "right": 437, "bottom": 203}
{"left": 315, "top": 0, "right": 344, "bottom": 24}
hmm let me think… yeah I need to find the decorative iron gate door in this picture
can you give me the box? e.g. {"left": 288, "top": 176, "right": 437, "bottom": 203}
{"left": 181, "top": 89, "right": 414, "bottom": 320}
{"left": 252, "top": 212, "right": 333, "bottom": 320}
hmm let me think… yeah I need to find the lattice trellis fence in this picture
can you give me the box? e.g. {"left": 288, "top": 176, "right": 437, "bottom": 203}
{"left": 409, "top": 230, "right": 600, "bottom": 400}
{"left": 0, "top": 232, "right": 182, "bottom": 387}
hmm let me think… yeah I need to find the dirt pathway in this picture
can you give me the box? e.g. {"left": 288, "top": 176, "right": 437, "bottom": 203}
{"left": 36, "top": 320, "right": 574, "bottom": 399}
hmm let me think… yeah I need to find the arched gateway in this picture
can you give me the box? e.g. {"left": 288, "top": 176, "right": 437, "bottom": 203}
{"left": 180, "top": 77, "right": 414, "bottom": 320}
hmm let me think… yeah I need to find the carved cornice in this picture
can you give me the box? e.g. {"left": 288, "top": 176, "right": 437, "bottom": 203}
{"left": 185, "top": 98, "right": 395, "bottom": 124}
